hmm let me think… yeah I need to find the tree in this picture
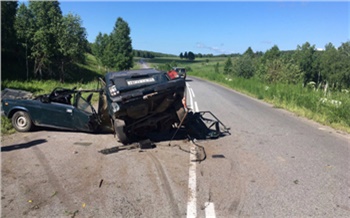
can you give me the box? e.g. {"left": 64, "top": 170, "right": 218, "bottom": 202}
{"left": 263, "top": 58, "right": 303, "bottom": 84}
{"left": 261, "top": 45, "right": 280, "bottom": 64}
{"left": 15, "top": 3, "right": 34, "bottom": 80}
{"left": 179, "top": 52, "right": 183, "bottom": 59}
{"left": 234, "top": 55, "right": 255, "bottom": 79}
{"left": 243, "top": 47, "right": 254, "bottom": 58}
{"left": 223, "top": 57, "right": 233, "bottom": 75}
{"left": 109, "top": 17, "right": 133, "bottom": 71}
{"left": 93, "top": 32, "right": 110, "bottom": 66}
{"left": 29, "top": 1, "right": 63, "bottom": 79}
{"left": 1, "top": 1, "right": 18, "bottom": 79}
{"left": 57, "top": 13, "right": 87, "bottom": 82}
{"left": 1, "top": 1, "right": 18, "bottom": 53}
{"left": 188, "top": 51, "right": 195, "bottom": 61}
{"left": 293, "top": 42, "right": 317, "bottom": 86}
{"left": 337, "top": 41, "right": 350, "bottom": 89}
{"left": 214, "top": 62, "right": 220, "bottom": 74}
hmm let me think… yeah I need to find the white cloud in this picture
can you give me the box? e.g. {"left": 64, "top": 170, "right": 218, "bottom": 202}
{"left": 196, "top": 42, "right": 233, "bottom": 54}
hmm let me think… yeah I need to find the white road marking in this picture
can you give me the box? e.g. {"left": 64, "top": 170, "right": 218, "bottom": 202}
{"left": 205, "top": 202, "right": 216, "bottom": 218}
{"left": 190, "top": 87, "right": 196, "bottom": 98}
{"left": 186, "top": 84, "right": 194, "bottom": 110}
{"left": 186, "top": 82, "right": 197, "bottom": 217}
{"left": 194, "top": 101, "right": 199, "bottom": 113}
{"left": 186, "top": 82, "right": 217, "bottom": 218}
{"left": 187, "top": 143, "right": 197, "bottom": 218}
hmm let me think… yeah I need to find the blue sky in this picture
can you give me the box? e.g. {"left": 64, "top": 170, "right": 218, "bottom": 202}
{"left": 57, "top": 1, "right": 349, "bottom": 55}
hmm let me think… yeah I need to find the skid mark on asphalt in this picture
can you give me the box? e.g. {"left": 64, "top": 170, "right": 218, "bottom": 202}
{"left": 147, "top": 152, "right": 181, "bottom": 217}
{"left": 32, "top": 146, "right": 76, "bottom": 210}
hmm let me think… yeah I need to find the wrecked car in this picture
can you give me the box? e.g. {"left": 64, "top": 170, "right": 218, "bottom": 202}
{"left": 1, "top": 87, "right": 103, "bottom": 133}
{"left": 103, "top": 68, "right": 187, "bottom": 144}
{"left": 2, "top": 69, "right": 229, "bottom": 145}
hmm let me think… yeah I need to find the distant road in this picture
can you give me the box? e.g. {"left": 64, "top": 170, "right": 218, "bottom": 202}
{"left": 139, "top": 59, "right": 150, "bottom": 69}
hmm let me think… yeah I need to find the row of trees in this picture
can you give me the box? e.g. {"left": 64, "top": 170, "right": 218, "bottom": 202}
{"left": 2, "top": 1, "right": 88, "bottom": 82}
{"left": 179, "top": 51, "right": 195, "bottom": 61}
{"left": 91, "top": 17, "right": 133, "bottom": 71}
{"left": 133, "top": 50, "right": 176, "bottom": 59}
{"left": 222, "top": 42, "right": 350, "bottom": 90}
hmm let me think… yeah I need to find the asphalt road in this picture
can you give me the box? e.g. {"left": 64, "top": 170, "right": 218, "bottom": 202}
{"left": 1, "top": 76, "right": 350, "bottom": 217}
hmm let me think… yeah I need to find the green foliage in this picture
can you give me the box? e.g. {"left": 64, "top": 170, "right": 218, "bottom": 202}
{"left": 258, "top": 58, "right": 303, "bottom": 84}
{"left": 233, "top": 55, "right": 255, "bottom": 79}
{"left": 293, "top": 42, "right": 318, "bottom": 85}
{"left": 223, "top": 57, "right": 233, "bottom": 75}
{"left": 179, "top": 51, "right": 196, "bottom": 61}
{"left": 2, "top": 1, "right": 90, "bottom": 82}
{"left": 58, "top": 13, "right": 88, "bottom": 82}
{"left": 1, "top": 116, "right": 16, "bottom": 135}
{"left": 188, "top": 51, "right": 195, "bottom": 61}
{"left": 1, "top": 1, "right": 20, "bottom": 80}
{"left": 243, "top": 46, "right": 255, "bottom": 58}
{"left": 1, "top": 1, "right": 18, "bottom": 52}
{"left": 214, "top": 62, "right": 220, "bottom": 74}
{"left": 92, "top": 17, "right": 133, "bottom": 71}
{"left": 155, "top": 61, "right": 178, "bottom": 71}
{"left": 29, "top": 1, "right": 63, "bottom": 78}
{"left": 110, "top": 17, "right": 133, "bottom": 70}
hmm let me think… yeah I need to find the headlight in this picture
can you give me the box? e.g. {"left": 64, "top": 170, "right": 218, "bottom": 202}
{"left": 111, "top": 102, "right": 120, "bottom": 113}
{"left": 108, "top": 85, "right": 119, "bottom": 96}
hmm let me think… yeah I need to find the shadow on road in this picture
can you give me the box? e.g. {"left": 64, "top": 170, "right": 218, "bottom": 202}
{"left": 1, "top": 139, "right": 48, "bottom": 152}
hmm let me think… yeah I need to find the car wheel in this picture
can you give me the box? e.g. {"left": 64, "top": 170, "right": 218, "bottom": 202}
{"left": 12, "top": 111, "right": 33, "bottom": 132}
{"left": 114, "top": 119, "right": 129, "bottom": 145}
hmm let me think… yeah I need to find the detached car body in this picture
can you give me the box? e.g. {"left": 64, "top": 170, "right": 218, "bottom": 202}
{"left": 105, "top": 69, "right": 187, "bottom": 144}
{"left": 1, "top": 87, "right": 102, "bottom": 133}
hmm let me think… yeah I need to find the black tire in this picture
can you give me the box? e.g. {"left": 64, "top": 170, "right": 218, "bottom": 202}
{"left": 114, "top": 119, "right": 129, "bottom": 145}
{"left": 12, "top": 111, "right": 33, "bottom": 132}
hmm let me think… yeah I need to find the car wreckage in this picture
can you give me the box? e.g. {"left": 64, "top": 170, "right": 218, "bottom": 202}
{"left": 2, "top": 69, "right": 230, "bottom": 145}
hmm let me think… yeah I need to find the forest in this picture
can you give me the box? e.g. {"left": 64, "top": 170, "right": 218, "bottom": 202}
{"left": 1, "top": 1, "right": 134, "bottom": 83}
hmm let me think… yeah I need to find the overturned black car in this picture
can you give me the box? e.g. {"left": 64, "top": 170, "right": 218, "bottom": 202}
{"left": 103, "top": 69, "right": 187, "bottom": 144}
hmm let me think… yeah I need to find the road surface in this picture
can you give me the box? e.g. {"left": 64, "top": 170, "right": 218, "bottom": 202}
{"left": 1, "top": 76, "right": 350, "bottom": 217}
